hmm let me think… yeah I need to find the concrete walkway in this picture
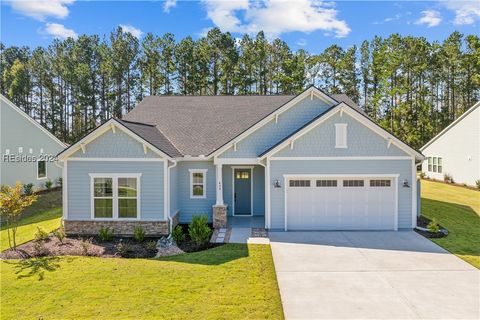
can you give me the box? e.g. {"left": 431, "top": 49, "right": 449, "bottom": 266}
{"left": 269, "top": 231, "right": 479, "bottom": 320}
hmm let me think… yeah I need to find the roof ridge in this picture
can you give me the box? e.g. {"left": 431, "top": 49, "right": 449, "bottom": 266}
{"left": 117, "top": 119, "right": 156, "bottom": 127}
{"left": 144, "top": 94, "right": 296, "bottom": 98}
{"left": 150, "top": 124, "right": 183, "bottom": 156}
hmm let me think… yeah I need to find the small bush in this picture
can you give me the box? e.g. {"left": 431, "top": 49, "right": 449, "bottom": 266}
{"left": 32, "top": 241, "right": 49, "bottom": 256}
{"left": 443, "top": 173, "right": 454, "bottom": 184}
{"left": 53, "top": 226, "right": 66, "bottom": 244}
{"left": 80, "top": 238, "right": 92, "bottom": 256}
{"left": 145, "top": 240, "right": 157, "bottom": 252}
{"left": 133, "top": 226, "right": 145, "bottom": 242}
{"left": 34, "top": 226, "right": 49, "bottom": 242}
{"left": 44, "top": 179, "right": 53, "bottom": 190}
{"left": 56, "top": 177, "right": 63, "bottom": 188}
{"left": 427, "top": 218, "right": 440, "bottom": 233}
{"left": 23, "top": 183, "right": 34, "bottom": 196}
{"left": 115, "top": 240, "right": 133, "bottom": 257}
{"left": 475, "top": 180, "right": 480, "bottom": 191}
{"left": 172, "top": 225, "right": 185, "bottom": 245}
{"left": 98, "top": 226, "right": 113, "bottom": 242}
{"left": 188, "top": 215, "right": 212, "bottom": 247}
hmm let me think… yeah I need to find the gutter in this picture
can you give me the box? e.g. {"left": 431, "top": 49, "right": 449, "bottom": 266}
{"left": 167, "top": 160, "right": 178, "bottom": 233}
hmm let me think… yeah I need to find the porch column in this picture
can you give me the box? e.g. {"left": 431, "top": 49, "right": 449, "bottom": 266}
{"left": 215, "top": 163, "right": 224, "bottom": 205}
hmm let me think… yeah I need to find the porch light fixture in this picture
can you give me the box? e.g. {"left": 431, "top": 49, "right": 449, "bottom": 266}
{"left": 274, "top": 179, "right": 281, "bottom": 188}
{"left": 403, "top": 179, "right": 410, "bottom": 188}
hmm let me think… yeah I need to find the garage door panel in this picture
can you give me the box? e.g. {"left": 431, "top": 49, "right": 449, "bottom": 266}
{"left": 286, "top": 177, "right": 396, "bottom": 230}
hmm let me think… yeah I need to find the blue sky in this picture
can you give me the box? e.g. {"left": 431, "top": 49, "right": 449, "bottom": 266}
{"left": 1, "top": 1, "right": 479, "bottom": 53}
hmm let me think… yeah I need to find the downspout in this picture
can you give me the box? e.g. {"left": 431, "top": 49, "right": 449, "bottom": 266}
{"left": 415, "top": 159, "right": 423, "bottom": 225}
{"left": 167, "top": 160, "right": 177, "bottom": 233}
{"left": 257, "top": 158, "right": 268, "bottom": 229}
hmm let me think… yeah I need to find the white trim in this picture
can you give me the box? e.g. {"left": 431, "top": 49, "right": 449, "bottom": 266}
{"left": 412, "top": 159, "right": 417, "bottom": 229}
{"left": 36, "top": 159, "right": 47, "bottom": 180}
{"left": 260, "top": 103, "right": 424, "bottom": 160}
{"left": 67, "top": 157, "right": 165, "bottom": 162}
{"left": 214, "top": 158, "right": 260, "bottom": 165}
{"left": 231, "top": 166, "right": 254, "bottom": 216}
{"left": 210, "top": 87, "right": 337, "bottom": 158}
{"left": 266, "top": 157, "right": 271, "bottom": 228}
{"left": 58, "top": 119, "right": 173, "bottom": 161}
{"left": 63, "top": 160, "right": 68, "bottom": 219}
{"left": 0, "top": 94, "right": 67, "bottom": 148}
{"left": 270, "top": 156, "right": 413, "bottom": 161}
{"left": 164, "top": 161, "right": 168, "bottom": 220}
{"left": 334, "top": 123, "right": 348, "bottom": 148}
{"left": 215, "top": 163, "right": 224, "bottom": 205}
{"left": 421, "top": 102, "right": 479, "bottom": 151}
{"left": 283, "top": 174, "right": 399, "bottom": 231}
{"left": 89, "top": 173, "right": 142, "bottom": 220}
{"left": 189, "top": 169, "right": 208, "bottom": 199}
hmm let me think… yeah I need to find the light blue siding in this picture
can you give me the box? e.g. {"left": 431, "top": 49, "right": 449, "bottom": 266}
{"left": 222, "top": 165, "right": 265, "bottom": 216}
{"left": 274, "top": 112, "right": 408, "bottom": 157}
{"left": 67, "top": 161, "right": 164, "bottom": 220}
{"left": 176, "top": 161, "right": 216, "bottom": 223}
{"left": 269, "top": 160, "right": 413, "bottom": 230}
{"left": 71, "top": 129, "right": 159, "bottom": 158}
{"left": 219, "top": 97, "right": 331, "bottom": 158}
{"left": 169, "top": 165, "right": 178, "bottom": 216}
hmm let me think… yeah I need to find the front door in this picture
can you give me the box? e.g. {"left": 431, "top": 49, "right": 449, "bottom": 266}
{"left": 234, "top": 168, "right": 252, "bottom": 215}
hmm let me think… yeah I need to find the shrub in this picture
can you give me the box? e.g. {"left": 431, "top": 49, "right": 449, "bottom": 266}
{"left": 115, "top": 240, "right": 133, "bottom": 257}
{"left": 188, "top": 215, "right": 212, "bottom": 247}
{"left": 145, "top": 240, "right": 157, "bottom": 252}
{"left": 443, "top": 173, "right": 454, "bottom": 184}
{"left": 44, "top": 179, "right": 53, "bottom": 190}
{"left": 476, "top": 180, "right": 480, "bottom": 191}
{"left": 56, "top": 177, "right": 63, "bottom": 188}
{"left": 32, "top": 241, "right": 49, "bottom": 256}
{"left": 172, "top": 225, "right": 185, "bottom": 245}
{"left": 133, "top": 226, "right": 145, "bottom": 242}
{"left": 53, "top": 226, "right": 66, "bottom": 244}
{"left": 419, "top": 172, "right": 426, "bottom": 179}
{"left": 427, "top": 218, "right": 440, "bottom": 233}
{"left": 80, "top": 238, "right": 92, "bottom": 256}
{"left": 34, "top": 226, "right": 49, "bottom": 241}
{"left": 23, "top": 183, "right": 34, "bottom": 196}
{"left": 98, "top": 226, "right": 113, "bottom": 241}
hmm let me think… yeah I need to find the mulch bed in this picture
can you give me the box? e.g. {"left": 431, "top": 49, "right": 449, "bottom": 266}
{"left": 415, "top": 216, "right": 448, "bottom": 239}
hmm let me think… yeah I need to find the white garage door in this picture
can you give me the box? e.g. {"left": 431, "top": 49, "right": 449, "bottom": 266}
{"left": 286, "top": 177, "right": 397, "bottom": 230}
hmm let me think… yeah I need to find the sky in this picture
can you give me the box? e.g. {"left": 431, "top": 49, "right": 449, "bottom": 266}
{"left": 1, "top": 0, "right": 479, "bottom": 53}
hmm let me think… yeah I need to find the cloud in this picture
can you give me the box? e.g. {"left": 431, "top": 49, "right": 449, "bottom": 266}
{"left": 415, "top": 10, "right": 442, "bottom": 27}
{"left": 443, "top": 0, "right": 480, "bottom": 25}
{"left": 202, "top": 0, "right": 351, "bottom": 38}
{"left": 373, "top": 13, "right": 401, "bottom": 25}
{"left": 8, "top": 0, "right": 75, "bottom": 21}
{"left": 163, "top": 0, "right": 177, "bottom": 13}
{"left": 44, "top": 23, "right": 78, "bottom": 39}
{"left": 297, "top": 38, "right": 307, "bottom": 46}
{"left": 119, "top": 24, "right": 143, "bottom": 38}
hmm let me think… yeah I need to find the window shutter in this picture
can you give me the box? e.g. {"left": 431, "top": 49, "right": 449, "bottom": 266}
{"left": 335, "top": 123, "right": 348, "bottom": 148}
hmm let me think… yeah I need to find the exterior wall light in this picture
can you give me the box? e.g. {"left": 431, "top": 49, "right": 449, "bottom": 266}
{"left": 274, "top": 179, "right": 281, "bottom": 188}
{"left": 403, "top": 179, "right": 410, "bottom": 188}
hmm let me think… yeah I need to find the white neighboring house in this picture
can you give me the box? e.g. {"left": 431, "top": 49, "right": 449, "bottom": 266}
{"left": 420, "top": 102, "right": 479, "bottom": 187}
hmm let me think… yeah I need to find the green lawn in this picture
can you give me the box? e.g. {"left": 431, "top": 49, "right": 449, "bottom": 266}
{"left": 421, "top": 179, "right": 480, "bottom": 268}
{"left": 1, "top": 190, "right": 62, "bottom": 251}
{"left": 1, "top": 244, "right": 284, "bottom": 319}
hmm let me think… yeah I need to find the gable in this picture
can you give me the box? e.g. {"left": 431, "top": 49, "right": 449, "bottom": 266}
{"left": 272, "top": 112, "right": 410, "bottom": 158}
{"left": 70, "top": 128, "right": 161, "bottom": 158}
{"left": 218, "top": 96, "right": 333, "bottom": 158}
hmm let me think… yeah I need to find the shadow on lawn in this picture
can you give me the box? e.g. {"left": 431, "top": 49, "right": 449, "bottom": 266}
{"left": 4, "top": 256, "right": 72, "bottom": 281}
{"left": 158, "top": 244, "right": 249, "bottom": 266}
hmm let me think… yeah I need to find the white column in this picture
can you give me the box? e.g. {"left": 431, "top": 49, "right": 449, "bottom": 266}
{"left": 215, "top": 163, "right": 224, "bottom": 205}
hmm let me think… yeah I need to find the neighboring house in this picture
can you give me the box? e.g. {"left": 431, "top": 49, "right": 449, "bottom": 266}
{"left": 0, "top": 95, "right": 67, "bottom": 190}
{"left": 58, "top": 87, "right": 424, "bottom": 236}
{"left": 421, "top": 102, "right": 479, "bottom": 187}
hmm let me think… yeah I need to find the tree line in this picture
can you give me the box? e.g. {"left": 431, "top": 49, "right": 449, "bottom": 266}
{"left": 1, "top": 27, "right": 479, "bottom": 148}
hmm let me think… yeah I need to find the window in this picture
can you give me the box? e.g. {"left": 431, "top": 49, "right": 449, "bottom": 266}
{"left": 190, "top": 169, "right": 207, "bottom": 199}
{"left": 335, "top": 123, "right": 348, "bottom": 148}
{"left": 370, "top": 179, "right": 391, "bottom": 187}
{"left": 433, "top": 157, "right": 437, "bottom": 172}
{"left": 235, "top": 171, "right": 250, "bottom": 179}
{"left": 427, "top": 157, "right": 442, "bottom": 173}
{"left": 428, "top": 157, "right": 432, "bottom": 171}
{"left": 37, "top": 160, "right": 47, "bottom": 179}
{"left": 438, "top": 157, "right": 442, "bottom": 173}
{"left": 91, "top": 174, "right": 140, "bottom": 219}
{"left": 289, "top": 180, "right": 311, "bottom": 187}
{"left": 343, "top": 180, "right": 364, "bottom": 187}
{"left": 316, "top": 180, "right": 337, "bottom": 187}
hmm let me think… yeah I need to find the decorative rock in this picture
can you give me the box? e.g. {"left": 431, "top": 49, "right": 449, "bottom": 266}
{"left": 157, "top": 234, "right": 173, "bottom": 248}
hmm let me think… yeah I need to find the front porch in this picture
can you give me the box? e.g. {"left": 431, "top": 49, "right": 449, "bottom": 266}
{"left": 227, "top": 216, "right": 265, "bottom": 228}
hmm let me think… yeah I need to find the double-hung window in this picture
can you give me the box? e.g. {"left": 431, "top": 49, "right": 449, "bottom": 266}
{"left": 189, "top": 169, "right": 207, "bottom": 199}
{"left": 91, "top": 174, "right": 140, "bottom": 219}
{"left": 427, "top": 156, "right": 443, "bottom": 173}
{"left": 37, "top": 160, "right": 47, "bottom": 179}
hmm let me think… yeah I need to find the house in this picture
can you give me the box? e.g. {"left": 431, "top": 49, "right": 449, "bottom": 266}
{"left": 58, "top": 87, "right": 424, "bottom": 236}
{"left": 0, "top": 95, "right": 67, "bottom": 190}
{"left": 421, "top": 102, "right": 479, "bottom": 187}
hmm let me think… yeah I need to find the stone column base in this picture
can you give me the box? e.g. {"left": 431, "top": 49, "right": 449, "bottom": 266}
{"left": 212, "top": 204, "right": 227, "bottom": 228}
{"left": 64, "top": 220, "right": 169, "bottom": 236}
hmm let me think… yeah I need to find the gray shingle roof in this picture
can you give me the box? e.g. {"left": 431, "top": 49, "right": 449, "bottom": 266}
{"left": 123, "top": 95, "right": 295, "bottom": 156}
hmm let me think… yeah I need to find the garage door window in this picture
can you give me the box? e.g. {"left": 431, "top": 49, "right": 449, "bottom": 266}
{"left": 343, "top": 179, "right": 364, "bottom": 187}
{"left": 316, "top": 180, "right": 337, "bottom": 187}
{"left": 370, "top": 179, "right": 391, "bottom": 187}
{"left": 289, "top": 180, "right": 311, "bottom": 187}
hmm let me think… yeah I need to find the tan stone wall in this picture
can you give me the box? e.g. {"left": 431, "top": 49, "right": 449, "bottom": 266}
{"left": 64, "top": 220, "right": 169, "bottom": 236}
{"left": 212, "top": 205, "right": 227, "bottom": 228}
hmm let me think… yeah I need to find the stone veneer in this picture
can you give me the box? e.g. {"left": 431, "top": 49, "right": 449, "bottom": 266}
{"left": 212, "top": 205, "right": 227, "bottom": 228}
{"left": 64, "top": 220, "right": 169, "bottom": 236}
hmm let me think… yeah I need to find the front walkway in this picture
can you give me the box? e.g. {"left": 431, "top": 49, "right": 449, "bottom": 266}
{"left": 269, "top": 231, "right": 479, "bottom": 319}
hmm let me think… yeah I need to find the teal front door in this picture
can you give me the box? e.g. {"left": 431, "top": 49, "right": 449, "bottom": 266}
{"left": 234, "top": 168, "right": 252, "bottom": 215}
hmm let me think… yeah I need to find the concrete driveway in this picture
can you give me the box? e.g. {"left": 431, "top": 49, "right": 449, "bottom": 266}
{"left": 269, "top": 231, "right": 479, "bottom": 319}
